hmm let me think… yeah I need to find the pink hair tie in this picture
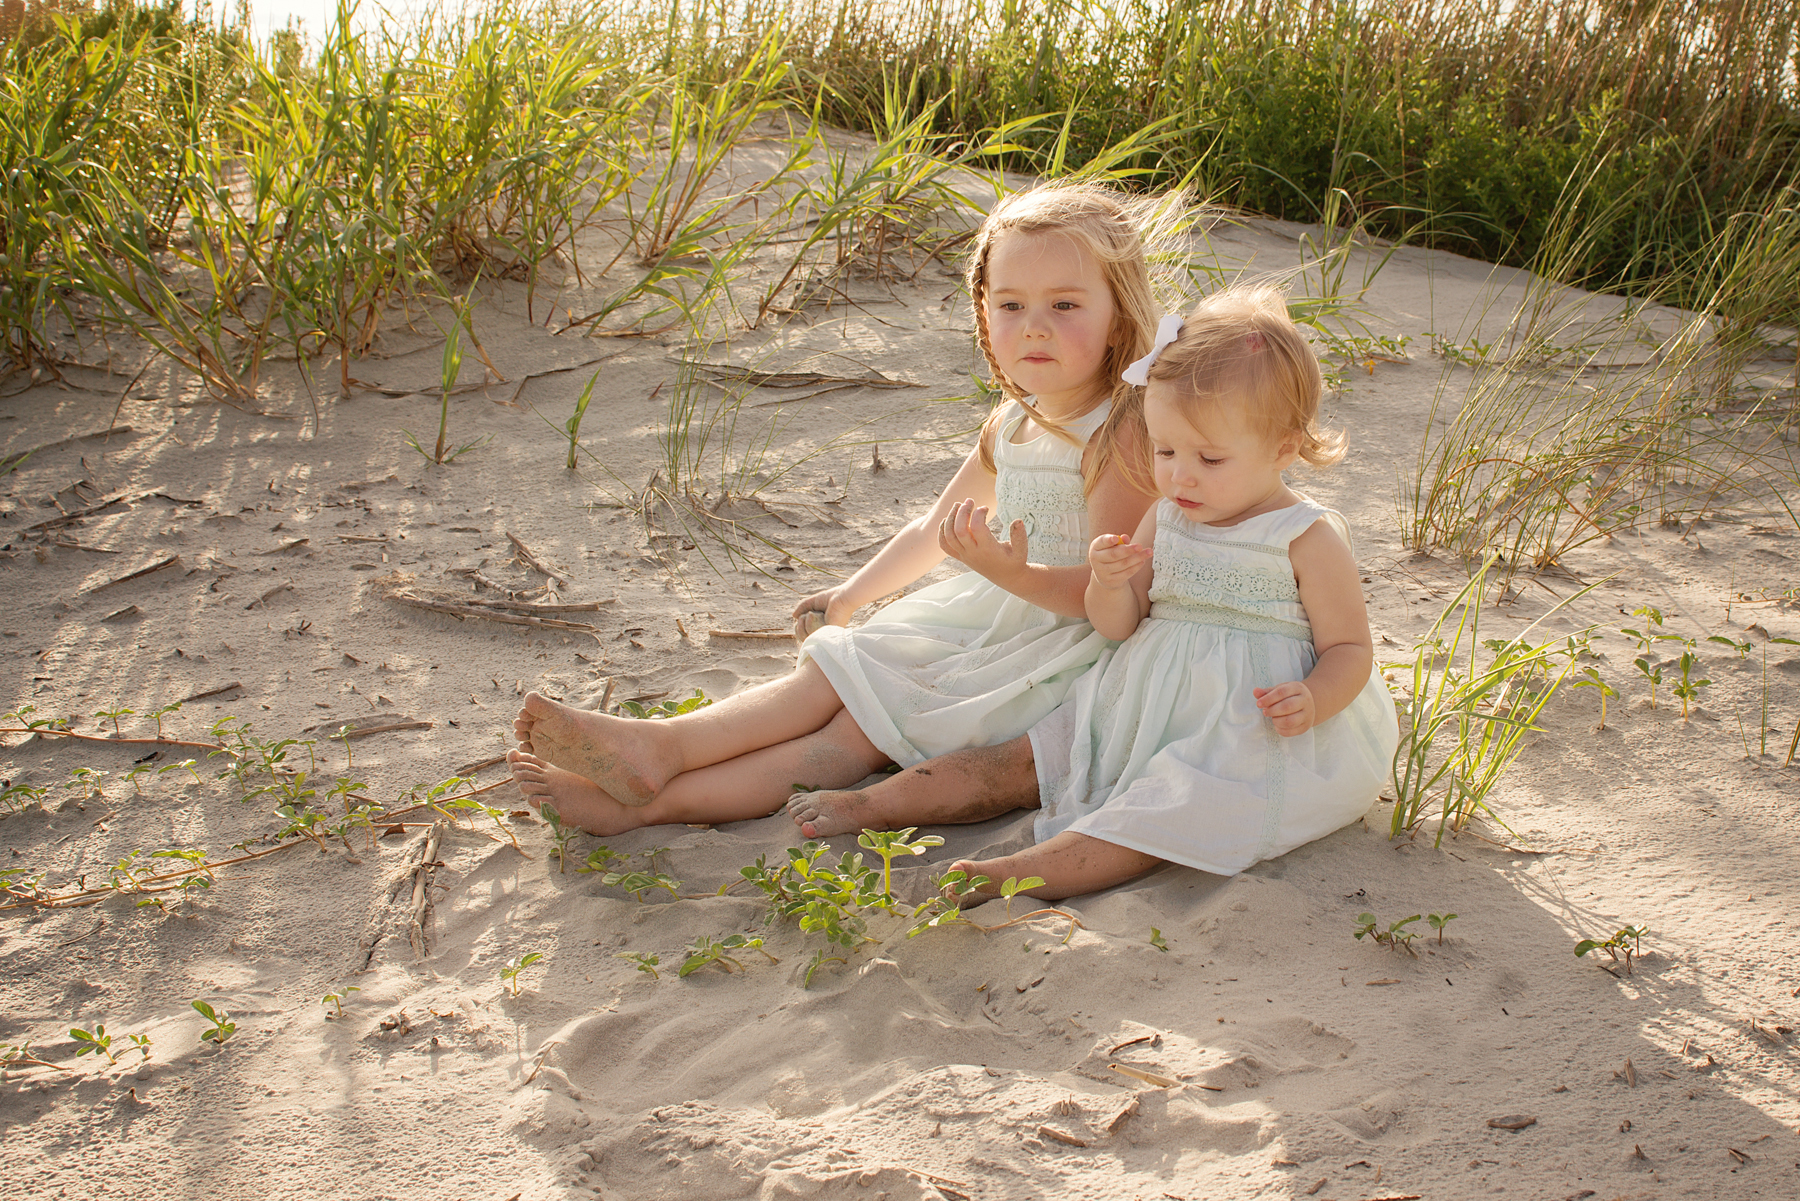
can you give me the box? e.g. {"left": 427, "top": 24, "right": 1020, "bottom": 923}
{"left": 1244, "top": 331, "right": 1266, "bottom": 351}
{"left": 1121, "top": 314, "right": 1185, "bottom": 386}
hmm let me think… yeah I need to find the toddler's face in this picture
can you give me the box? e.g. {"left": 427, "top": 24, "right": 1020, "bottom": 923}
{"left": 1144, "top": 384, "right": 1299, "bottom": 527}
{"left": 983, "top": 230, "right": 1117, "bottom": 416}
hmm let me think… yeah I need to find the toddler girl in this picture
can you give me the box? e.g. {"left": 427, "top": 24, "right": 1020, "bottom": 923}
{"left": 509, "top": 184, "right": 1170, "bottom": 835}
{"left": 788, "top": 284, "right": 1400, "bottom": 899}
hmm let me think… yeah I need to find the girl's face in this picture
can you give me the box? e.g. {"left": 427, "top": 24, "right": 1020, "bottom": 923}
{"left": 983, "top": 230, "right": 1118, "bottom": 416}
{"left": 1144, "top": 382, "right": 1299, "bottom": 527}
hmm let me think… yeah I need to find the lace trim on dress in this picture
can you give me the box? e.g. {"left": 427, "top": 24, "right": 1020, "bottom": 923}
{"left": 1147, "top": 552, "right": 1302, "bottom": 606}
{"left": 1148, "top": 600, "right": 1311, "bottom": 640}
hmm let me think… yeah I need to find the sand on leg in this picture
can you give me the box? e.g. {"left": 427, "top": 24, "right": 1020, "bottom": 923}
{"left": 508, "top": 750, "right": 659, "bottom": 838}
{"left": 513, "top": 659, "right": 848, "bottom": 805}
{"left": 948, "top": 831, "right": 1163, "bottom": 903}
{"left": 786, "top": 736, "right": 1040, "bottom": 838}
{"left": 639, "top": 709, "right": 894, "bottom": 825}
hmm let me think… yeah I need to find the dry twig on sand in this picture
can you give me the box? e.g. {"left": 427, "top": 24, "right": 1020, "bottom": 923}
{"left": 409, "top": 821, "right": 448, "bottom": 959}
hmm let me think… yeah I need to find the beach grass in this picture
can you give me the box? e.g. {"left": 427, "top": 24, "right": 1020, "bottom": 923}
{"left": 3, "top": 0, "right": 1796, "bottom": 384}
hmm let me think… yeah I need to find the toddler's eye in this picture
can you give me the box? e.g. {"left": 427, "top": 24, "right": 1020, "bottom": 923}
{"left": 1201, "top": 456, "right": 1224, "bottom": 467}
{"left": 1053, "top": 301, "right": 1077, "bottom": 310}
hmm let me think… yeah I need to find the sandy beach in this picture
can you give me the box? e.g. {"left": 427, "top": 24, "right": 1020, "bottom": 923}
{"left": 4, "top": 138, "right": 1800, "bottom": 1201}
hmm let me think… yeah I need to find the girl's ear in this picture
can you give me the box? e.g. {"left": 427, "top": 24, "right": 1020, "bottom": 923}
{"left": 1273, "top": 430, "right": 1303, "bottom": 468}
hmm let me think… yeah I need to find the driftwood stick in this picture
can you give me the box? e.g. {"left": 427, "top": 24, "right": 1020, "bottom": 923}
{"left": 339, "top": 720, "right": 434, "bottom": 740}
{"left": 24, "top": 493, "right": 130, "bottom": 532}
{"left": 180, "top": 681, "right": 243, "bottom": 703}
{"left": 0, "top": 728, "right": 223, "bottom": 752}
{"left": 451, "top": 596, "right": 612, "bottom": 615}
{"left": 84, "top": 554, "right": 180, "bottom": 593}
{"left": 0, "top": 839, "right": 303, "bottom": 912}
{"left": 708, "top": 628, "right": 795, "bottom": 640}
{"left": 409, "top": 820, "right": 448, "bottom": 959}
{"left": 388, "top": 592, "right": 599, "bottom": 632}
{"left": 505, "top": 532, "right": 566, "bottom": 583}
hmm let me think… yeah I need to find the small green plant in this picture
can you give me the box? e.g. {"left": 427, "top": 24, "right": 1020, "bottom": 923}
{"left": 541, "top": 803, "right": 577, "bottom": 872}
{"left": 1571, "top": 666, "right": 1617, "bottom": 730}
{"left": 856, "top": 826, "right": 944, "bottom": 907}
{"left": 274, "top": 803, "right": 330, "bottom": 849}
{"left": 107, "top": 850, "right": 153, "bottom": 893}
{"left": 1429, "top": 331, "right": 1493, "bottom": 367}
{"left": 1633, "top": 655, "right": 1665, "bottom": 709}
{"left": 617, "top": 689, "right": 712, "bottom": 719}
{"left": 123, "top": 764, "right": 153, "bottom": 795}
{"left": 1671, "top": 643, "right": 1711, "bottom": 719}
{"left": 1, "top": 780, "right": 48, "bottom": 814}
{"left": 1426, "top": 912, "right": 1459, "bottom": 944}
{"left": 1576, "top": 925, "right": 1648, "bottom": 974}
{"left": 678, "top": 933, "right": 775, "bottom": 977}
{"left": 566, "top": 367, "right": 601, "bottom": 470}
{"left": 600, "top": 870, "right": 683, "bottom": 902}
{"left": 70, "top": 1024, "right": 118, "bottom": 1065}
{"left": 66, "top": 767, "right": 109, "bottom": 803}
{"left": 148, "top": 702, "right": 182, "bottom": 739}
{"left": 579, "top": 845, "right": 626, "bottom": 875}
{"left": 151, "top": 847, "right": 214, "bottom": 909}
{"left": 94, "top": 705, "right": 134, "bottom": 736}
{"left": 156, "top": 759, "right": 201, "bottom": 787}
{"left": 501, "top": 951, "right": 545, "bottom": 997}
{"left": 1389, "top": 563, "right": 1595, "bottom": 841}
{"left": 617, "top": 952, "right": 661, "bottom": 979}
{"left": 1149, "top": 927, "right": 1169, "bottom": 952}
{"left": 1354, "top": 912, "right": 1423, "bottom": 955}
{"left": 192, "top": 999, "right": 236, "bottom": 1044}
{"left": 405, "top": 289, "right": 493, "bottom": 465}
{"left": 997, "top": 876, "right": 1046, "bottom": 921}
{"left": 322, "top": 985, "right": 361, "bottom": 1017}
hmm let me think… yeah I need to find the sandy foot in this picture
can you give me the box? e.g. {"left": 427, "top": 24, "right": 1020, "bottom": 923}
{"left": 514, "top": 691, "right": 669, "bottom": 806}
{"left": 784, "top": 787, "right": 890, "bottom": 839}
{"left": 508, "top": 750, "right": 653, "bottom": 838}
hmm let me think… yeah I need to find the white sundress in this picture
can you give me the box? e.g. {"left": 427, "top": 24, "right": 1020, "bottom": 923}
{"left": 1031, "top": 496, "right": 1399, "bottom": 877}
{"left": 802, "top": 399, "right": 1117, "bottom": 767}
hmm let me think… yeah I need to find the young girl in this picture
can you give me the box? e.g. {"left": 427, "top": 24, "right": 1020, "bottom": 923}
{"left": 507, "top": 184, "right": 1167, "bottom": 835}
{"left": 786, "top": 285, "right": 1400, "bottom": 899}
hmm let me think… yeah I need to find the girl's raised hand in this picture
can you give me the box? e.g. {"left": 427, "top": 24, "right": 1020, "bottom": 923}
{"left": 1253, "top": 681, "right": 1318, "bottom": 736}
{"left": 939, "top": 498, "right": 1028, "bottom": 586}
{"left": 1088, "top": 533, "right": 1151, "bottom": 591}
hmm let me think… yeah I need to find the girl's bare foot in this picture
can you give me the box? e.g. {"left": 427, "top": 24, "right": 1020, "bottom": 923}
{"left": 508, "top": 750, "right": 653, "bottom": 837}
{"left": 786, "top": 787, "right": 888, "bottom": 839}
{"left": 942, "top": 857, "right": 1004, "bottom": 906}
{"left": 514, "top": 692, "right": 671, "bottom": 807}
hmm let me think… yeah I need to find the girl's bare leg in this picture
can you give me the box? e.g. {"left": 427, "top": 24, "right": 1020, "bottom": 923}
{"left": 949, "top": 832, "right": 1163, "bottom": 903}
{"left": 513, "top": 660, "right": 845, "bottom": 805}
{"left": 634, "top": 709, "right": 892, "bottom": 824}
{"left": 786, "top": 736, "right": 1040, "bottom": 838}
{"left": 511, "top": 709, "right": 891, "bottom": 834}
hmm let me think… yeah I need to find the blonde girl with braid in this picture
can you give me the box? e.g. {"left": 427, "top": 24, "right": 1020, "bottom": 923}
{"left": 509, "top": 185, "right": 1164, "bottom": 836}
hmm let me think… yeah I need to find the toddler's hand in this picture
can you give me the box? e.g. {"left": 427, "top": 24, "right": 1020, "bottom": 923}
{"left": 1088, "top": 533, "right": 1151, "bottom": 591}
{"left": 1253, "top": 681, "right": 1317, "bottom": 736}
{"left": 791, "top": 586, "right": 855, "bottom": 640}
{"left": 939, "top": 498, "right": 1027, "bottom": 584}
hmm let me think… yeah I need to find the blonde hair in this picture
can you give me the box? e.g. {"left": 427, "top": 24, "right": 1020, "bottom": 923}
{"left": 965, "top": 183, "right": 1164, "bottom": 495}
{"left": 1144, "top": 283, "right": 1344, "bottom": 468}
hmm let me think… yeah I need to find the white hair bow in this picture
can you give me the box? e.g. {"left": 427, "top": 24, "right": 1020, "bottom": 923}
{"left": 1120, "top": 313, "right": 1185, "bottom": 386}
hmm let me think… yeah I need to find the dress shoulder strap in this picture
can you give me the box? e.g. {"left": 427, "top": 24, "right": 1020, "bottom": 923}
{"left": 1264, "top": 493, "right": 1354, "bottom": 554}
{"left": 1063, "top": 399, "right": 1112, "bottom": 444}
